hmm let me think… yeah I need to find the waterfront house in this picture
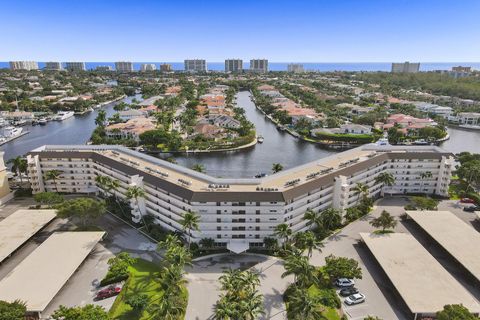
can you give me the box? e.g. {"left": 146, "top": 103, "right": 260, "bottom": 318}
{"left": 211, "top": 115, "right": 241, "bottom": 129}
{"left": 457, "top": 112, "right": 480, "bottom": 125}
{"left": 105, "top": 118, "right": 156, "bottom": 142}
{"left": 119, "top": 109, "right": 145, "bottom": 121}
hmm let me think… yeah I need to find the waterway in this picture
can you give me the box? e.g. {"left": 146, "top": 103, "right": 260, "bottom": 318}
{"left": 1, "top": 91, "right": 479, "bottom": 177}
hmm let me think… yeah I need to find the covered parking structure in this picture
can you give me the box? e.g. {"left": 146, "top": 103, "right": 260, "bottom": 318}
{"left": 406, "top": 210, "right": 480, "bottom": 283}
{"left": 360, "top": 233, "right": 480, "bottom": 319}
{"left": 0, "top": 209, "right": 56, "bottom": 263}
{"left": 0, "top": 231, "right": 105, "bottom": 318}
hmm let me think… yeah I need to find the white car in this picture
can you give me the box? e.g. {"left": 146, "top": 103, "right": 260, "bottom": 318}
{"left": 345, "top": 293, "right": 366, "bottom": 305}
{"left": 335, "top": 278, "right": 355, "bottom": 287}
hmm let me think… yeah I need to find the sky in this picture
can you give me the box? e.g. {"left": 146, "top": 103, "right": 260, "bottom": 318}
{"left": 1, "top": 0, "right": 480, "bottom": 62}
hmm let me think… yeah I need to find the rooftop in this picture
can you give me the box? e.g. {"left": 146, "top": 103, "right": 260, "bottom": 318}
{"left": 0, "top": 232, "right": 105, "bottom": 313}
{"left": 360, "top": 232, "right": 480, "bottom": 315}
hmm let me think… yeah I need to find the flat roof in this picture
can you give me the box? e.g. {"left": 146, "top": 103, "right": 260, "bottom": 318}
{"left": 0, "top": 232, "right": 105, "bottom": 313}
{"left": 0, "top": 209, "right": 56, "bottom": 263}
{"left": 406, "top": 210, "right": 480, "bottom": 282}
{"left": 360, "top": 233, "right": 480, "bottom": 314}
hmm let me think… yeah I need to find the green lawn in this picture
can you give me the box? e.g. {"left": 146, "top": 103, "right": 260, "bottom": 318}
{"left": 108, "top": 259, "right": 187, "bottom": 320}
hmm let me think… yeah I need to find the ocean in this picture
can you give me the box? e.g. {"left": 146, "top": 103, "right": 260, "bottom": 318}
{"left": 1, "top": 62, "right": 480, "bottom": 72}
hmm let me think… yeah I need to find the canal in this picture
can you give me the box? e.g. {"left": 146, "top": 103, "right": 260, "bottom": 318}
{"left": 1, "top": 91, "right": 479, "bottom": 177}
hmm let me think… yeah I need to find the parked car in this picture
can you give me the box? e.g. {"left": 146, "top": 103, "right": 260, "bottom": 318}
{"left": 460, "top": 198, "right": 475, "bottom": 204}
{"left": 335, "top": 278, "right": 355, "bottom": 287}
{"left": 463, "top": 205, "right": 480, "bottom": 212}
{"left": 339, "top": 287, "right": 359, "bottom": 297}
{"left": 95, "top": 286, "right": 121, "bottom": 300}
{"left": 345, "top": 293, "right": 366, "bottom": 305}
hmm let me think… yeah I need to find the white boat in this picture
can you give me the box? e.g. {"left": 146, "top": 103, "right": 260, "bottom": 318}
{"left": 53, "top": 111, "right": 75, "bottom": 121}
{"left": 2, "top": 126, "right": 23, "bottom": 138}
{"left": 38, "top": 118, "right": 48, "bottom": 125}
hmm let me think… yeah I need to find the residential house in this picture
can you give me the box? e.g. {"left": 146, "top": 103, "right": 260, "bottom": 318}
{"left": 105, "top": 118, "right": 156, "bottom": 142}
{"left": 119, "top": 109, "right": 145, "bottom": 121}
{"left": 211, "top": 115, "right": 241, "bottom": 129}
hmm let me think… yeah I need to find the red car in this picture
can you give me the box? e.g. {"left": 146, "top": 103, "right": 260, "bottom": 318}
{"left": 460, "top": 198, "right": 475, "bottom": 204}
{"left": 95, "top": 286, "right": 121, "bottom": 300}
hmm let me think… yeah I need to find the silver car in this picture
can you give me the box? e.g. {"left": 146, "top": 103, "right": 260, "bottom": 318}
{"left": 345, "top": 293, "right": 366, "bottom": 305}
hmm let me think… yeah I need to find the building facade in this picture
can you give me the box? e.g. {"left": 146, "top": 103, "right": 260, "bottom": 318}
{"left": 287, "top": 63, "right": 304, "bottom": 73}
{"left": 391, "top": 62, "right": 420, "bottom": 73}
{"left": 95, "top": 65, "right": 113, "bottom": 71}
{"left": 250, "top": 59, "right": 268, "bottom": 73}
{"left": 225, "top": 59, "right": 243, "bottom": 72}
{"left": 44, "top": 62, "right": 62, "bottom": 71}
{"left": 184, "top": 59, "right": 206, "bottom": 72}
{"left": 9, "top": 61, "right": 38, "bottom": 70}
{"left": 115, "top": 61, "right": 134, "bottom": 72}
{"left": 160, "top": 64, "right": 173, "bottom": 72}
{"left": 27, "top": 144, "right": 453, "bottom": 250}
{"left": 140, "top": 63, "right": 156, "bottom": 71}
{"left": 65, "top": 62, "right": 86, "bottom": 71}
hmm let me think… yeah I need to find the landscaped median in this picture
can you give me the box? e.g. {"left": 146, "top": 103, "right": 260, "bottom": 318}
{"left": 108, "top": 259, "right": 188, "bottom": 320}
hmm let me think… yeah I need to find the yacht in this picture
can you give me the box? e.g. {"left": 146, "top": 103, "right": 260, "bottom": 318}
{"left": 2, "top": 126, "right": 23, "bottom": 138}
{"left": 53, "top": 111, "right": 75, "bottom": 121}
{"left": 38, "top": 118, "right": 48, "bottom": 125}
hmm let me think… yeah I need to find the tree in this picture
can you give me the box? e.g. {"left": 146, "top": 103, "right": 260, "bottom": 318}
{"left": 0, "top": 300, "right": 26, "bottom": 320}
{"left": 319, "top": 208, "right": 342, "bottom": 231}
{"left": 106, "top": 252, "right": 136, "bottom": 279}
{"left": 95, "top": 109, "right": 107, "bottom": 127}
{"left": 126, "top": 294, "right": 149, "bottom": 311}
{"left": 324, "top": 255, "right": 362, "bottom": 280}
{"left": 352, "top": 182, "right": 369, "bottom": 200}
{"left": 7, "top": 156, "right": 27, "bottom": 184}
{"left": 274, "top": 223, "right": 292, "bottom": 249}
{"left": 263, "top": 237, "right": 278, "bottom": 250}
{"left": 370, "top": 210, "right": 397, "bottom": 232}
{"left": 199, "top": 237, "right": 215, "bottom": 249}
{"left": 282, "top": 254, "right": 317, "bottom": 288}
{"left": 33, "top": 191, "right": 64, "bottom": 207}
{"left": 180, "top": 211, "right": 200, "bottom": 250}
{"left": 51, "top": 304, "right": 108, "bottom": 320}
{"left": 295, "top": 231, "right": 323, "bottom": 258}
{"left": 272, "top": 163, "right": 283, "bottom": 173}
{"left": 287, "top": 288, "right": 323, "bottom": 320}
{"left": 149, "top": 290, "right": 185, "bottom": 320}
{"left": 192, "top": 163, "right": 205, "bottom": 173}
{"left": 375, "top": 172, "right": 395, "bottom": 196}
{"left": 95, "top": 175, "right": 112, "bottom": 197}
{"left": 126, "top": 185, "right": 148, "bottom": 230}
{"left": 387, "top": 126, "right": 403, "bottom": 144}
{"left": 437, "top": 304, "right": 478, "bottom": 320}
{"left": 419, "top": 171, "right": 433, "bottom": 193}
{"left": 303, "top": 209, "right": 321, "bottom": 229}
{"left": 45, "top": 169, "right": 63, "bottom": 192}
{"left": 456, "top": 159, "right": 480, "bottom": 191}
{"left": 364, "top": 317, "right": 382, "bottom": 320}
{"left": 56, "top": 197, "right": 106, "bottom": 228}
{"left": 411, "top": 196, "right": 439, "bottom": 210}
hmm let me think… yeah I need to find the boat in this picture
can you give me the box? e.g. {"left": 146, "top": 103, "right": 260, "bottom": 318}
{"left": 38, "top": 118, "right": 47, "bottom": 125}
{"left": 254, "top": 173, "right": 268, "bottom": 178}
{"left": 2, "top": 126, "right": 23, "bottom": 138}
{"left": 12, "top": 119, "right": 27, "bottom": 126}
{"left": 53, "top": 111, "right": 75, "bottom": 121}
{"left": 257, "top": 135, "right": 264, "bottom": 143}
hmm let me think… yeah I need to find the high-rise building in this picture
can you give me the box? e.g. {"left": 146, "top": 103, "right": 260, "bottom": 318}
{"left": 115, "top": 61, "right": 134, "bottom": 72}
{"left": 391, "top": 62, "right": 420, "bottom": 73}
{"left": 225, "top": 59, "right": 243, "bottom": 72}
{"left": 65, "top": 62, "right": 86, "bottom": 71}
{"left": 44, "top": 62, "right": 62, "bottom": 71}
{"left": 160, "top": 64, "right": 173, "bottom": 72}
{"left": 95, "top": 65, "right": 113, "bottom": 71}
{"left": 452, "top": 66, "right": 472, "bottom": 73}
{"left": 287, "top": 63, "right": 304, "bottom": 73}
{"left": 9, "top": 61, "right": 38, "bottom": 70}
{"left": 184, "top": 59, "right": 206, "bottom": 72}
{"left": 140, "top": 63, "right": 156, "bottom": 71}
{"left": 250, "top": 59, "right": 268, "bottom": 73}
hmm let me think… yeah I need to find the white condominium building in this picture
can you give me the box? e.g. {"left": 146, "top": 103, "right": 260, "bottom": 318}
{"left": 391, "top": 62, "right": 420, "bottom": 73}
{"left": 140, "top": 63, "right": 156, "bottom": 71}
{"left": 115, "top": 61, "right": 134, "bottom": 72}
{"left": 65, "top": 62, "right": 86, "bottom": 71}
{"left": 225, "top": 59, "right": 243, "bottom": 72}
{"left": 44, "top": 62, "right": 62, "bottom": 71}
{"left": 287, "top": 63, "right": 304, "bottom": 73}
{"left": 250, "top": 59, "right": 268, "bottom": 73}
{"left": 9, "top": 61, "right": 39, "bottom": 70}
{"left": 27, "top": 143, "right": 453, "bottom": 251}
{"left": 184, "top": 59, "right": 206, "bottom": 72}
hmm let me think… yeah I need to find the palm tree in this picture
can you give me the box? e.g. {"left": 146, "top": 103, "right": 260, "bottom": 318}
{"left": 95, "top": 109, "right": 107, "bottom": 127}
{"left": 288, "top": 288, "right": 323, "bottom": 319}
{"left": 126, "top": 185, "right": 148, "bottom": 230}
{"left": 239, "top": 290, "right": 265, "bottom": 320}
{"left": 45, "top": 169, "right": 63, "bottom": 192}
{"left": 272, "top": 163, "right": 283, "bottom": 173}
{"left": 199, "top": 237, "right": 215, "bottom": 250}
{"left": 301, "top": 231, "right": 323, "bottom": 258}
{"left": 282, "top": 254, "right": 316, "bottom": 288}
{"left": 214, "top": 296, "right": 236, "bottom": 320}
{"left": 352, "top": 182, "right": 369, "bottom": 200}
{"left": 303, "top": 209, "right": 321, "bottom": 229}
{"left": 180, "top": 211, "right": 200, "bottom": 250}
{"left": 149, "top": 294, "right": 184, "bottom": 320}
{"left": 319, "top": 208, "right": 342, "bottom": 231}
{"left": 420, "top": 171, "right": 433, "bottom": 193}
{"left": 109, "top": 178, "right": 121, "bottom": 199}
{"left": 7, "top": 156, "right": 27, "bottom": 184}
{"left": 375, "top": 172, "right": 395, "bottom": 197}
{"left": 95, "top": 175, "right": 112, "bottom": 197}
{"left": 191, "top": 163, "right": 205, "bottom": 173}
{"left": 274, "top": 223, "right": 292, "bottom": 249}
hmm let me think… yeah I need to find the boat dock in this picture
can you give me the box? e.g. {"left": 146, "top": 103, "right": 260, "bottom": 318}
{"left": 0, "top": 131, "right": 29, "bottom": 146}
